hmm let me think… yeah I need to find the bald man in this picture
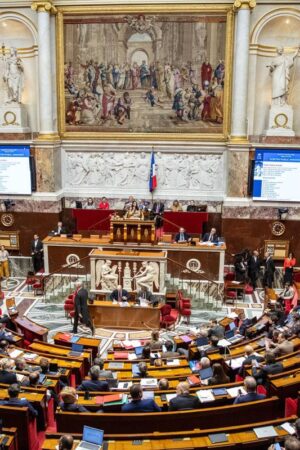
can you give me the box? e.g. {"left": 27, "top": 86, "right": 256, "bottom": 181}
{"left": 168, "top": 382, "right": 200, "bottom": 411}
{"left": 239, "top": 345, "right": 264, "bottom": 377}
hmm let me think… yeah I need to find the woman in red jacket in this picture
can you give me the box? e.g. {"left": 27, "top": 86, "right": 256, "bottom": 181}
{"left": 283, "top": 252, "right": 296, "bottom": 285}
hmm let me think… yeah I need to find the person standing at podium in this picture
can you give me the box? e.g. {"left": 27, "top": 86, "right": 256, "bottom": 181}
{"left": 30, "top": 233, "right": 43, "bottom": 273}
{"left": 110, "top": 285, "right": 129, "bottom": 302}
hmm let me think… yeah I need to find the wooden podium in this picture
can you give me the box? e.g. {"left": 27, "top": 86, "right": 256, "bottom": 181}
{"left": 110, "top": 219, "right": 155, "bottom": 244}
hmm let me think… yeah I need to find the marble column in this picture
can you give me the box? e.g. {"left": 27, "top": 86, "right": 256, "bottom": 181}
{"left": 231, "top": 0, "right": 256, "bottom": 141}
{"left": 31, "top": 1, "right": 57, "bottom": 136}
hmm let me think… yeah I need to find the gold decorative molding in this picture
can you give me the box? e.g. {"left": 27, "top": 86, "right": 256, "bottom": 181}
{"left": 233, "top": 0, "right": 256, "bottom": 11}
{"left": 31, "top": 1, "right": 57, "bottom": 14}
{"left": 228, "top": 135, "right": 249, "bottom": 145}
{"left": 34, "top": 132, "right": 61, "bottom": 143}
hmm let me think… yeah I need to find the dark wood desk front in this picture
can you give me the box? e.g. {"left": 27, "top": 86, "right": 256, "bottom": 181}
{"left": 15, "top": 316, "right": 48, "bottom": 343}
{"left": 88, "top": 301, "right": 161, "bottom": 330}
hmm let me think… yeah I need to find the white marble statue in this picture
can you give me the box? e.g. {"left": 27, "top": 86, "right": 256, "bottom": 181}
{"left": 3, "top": 47, "right": 24, "bottom": 103}
{"left": 134, "top": 261, "right": 159, "bottom": 291}
{"left": 268, "top": 46, "right": 299, "bottom": 106}
{"left": 96, "top": 259, "right": 118, "bottom": 290}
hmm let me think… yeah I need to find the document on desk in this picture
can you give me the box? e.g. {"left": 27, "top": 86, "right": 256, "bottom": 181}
{"left": 196, "top": 389, "right": 215, "bottom": 403}
{"left": 281, "top": 422, "right": 296, "bottom": 435}
{"left": 227, "top": 386, "right": 246, "bottom": 398}
{"left": 253, "top": 426, "right": 278, "bottom": 438}
{"left": 167, "top": 359, "right": 180, "bottom": 366}
{"left": 128, "top": 353, "right": 137, "bottom": 361}
{"left": 9, "top": 349, "right": 23, "bottom": 358}
{"left": 228, "top": 356, "right": 245, "bottom": 370}
{"left": 140, "top": 378, "right": 158, "bottom": 388}
{"left": 166, "top": 393, "right": 177, "bottom": 402}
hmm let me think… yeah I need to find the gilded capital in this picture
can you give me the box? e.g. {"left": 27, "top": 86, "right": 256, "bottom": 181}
{"left": 31, "top": 1, "right": 57, "bottom": 14}
{"left": 233, "top": 0, "right": 256, "bottom": 11}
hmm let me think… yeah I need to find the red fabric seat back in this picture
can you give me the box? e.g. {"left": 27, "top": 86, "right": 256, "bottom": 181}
{"left": 161, "top": 304, "right": 172, "bottom": 316}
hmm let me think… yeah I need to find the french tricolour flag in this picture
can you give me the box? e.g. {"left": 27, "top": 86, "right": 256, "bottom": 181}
{"left": 149, "top": 151, "right": 157, "bottom": 192}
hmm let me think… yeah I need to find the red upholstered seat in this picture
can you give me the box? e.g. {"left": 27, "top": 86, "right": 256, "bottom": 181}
{"left": 161, "top": 304, "right": 171, "bottom": 316}
{"left": 178, "top": 299, "right": 191, "bottom": 324}
{"left": 225, "top": 272, "right": 235, "bottom": 281}
{"left": 285, "top": 397, "right": 298, "bottom": 417}
{"left": 160, "top": 304, "right": 176, "bottom": 329}
{"left": 257, "top": 385, "right": 267, "bottom": 396}
{"left": 244, "top": 284, "right": 254, "bottom": 295}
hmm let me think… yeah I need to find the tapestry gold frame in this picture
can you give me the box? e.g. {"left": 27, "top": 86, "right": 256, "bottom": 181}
{"left": 56, "top": 3, "right": 234, "bottom": 141}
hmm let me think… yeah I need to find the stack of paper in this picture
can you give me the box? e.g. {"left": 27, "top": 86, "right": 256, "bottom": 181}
{"left": 128, "top": 353, "right": 137, "bottom": 361}
{"left": 196, "top": 389, "right": 215, "bottom": 403}
{"left": 9, "top": 349, "right": 23, "bottom": 359}
{"left": 140, "top": 378, "right": 158, "bottom": 388}
{"left": 117, "top": 381, "right": 132, "bottom": 390}
{"left": 227, "top": 386, "right": 247, "bottom": 398}
{"left": 228, "top": 356, "right": 245, "bottom": 369}
{"left": 167, "top": 359, "right": 180, "bottom": 366}
{"left": 23, "top": 353, "right": 38, "bottom": 360}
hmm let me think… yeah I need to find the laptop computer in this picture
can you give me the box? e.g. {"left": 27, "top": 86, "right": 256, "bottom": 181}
{"left": 225, "top": 329, "right": 235, "bottom": 339}
{"left": 134, "top": 346, "right": 144, "bottom": 357}
{"left": 199, "top": 367, "right": 213, "bottom": 380}
{"left": 229, "top": 321, "right": 236, "bottom": 331}
{"left": 196, "top": 336, "right": 209, "bottom": 346}
{"left": 49, "top": 362, "right": 58, "bottom": 374}
{"left": 77, "top": 426, "right": 104, "bottom": 450}
{"left": 69, "top": 343, "right": 84, "bottom": 357}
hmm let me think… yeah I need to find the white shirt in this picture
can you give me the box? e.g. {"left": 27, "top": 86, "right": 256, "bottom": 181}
{"left": 0, "top": 250, "right": 9, "bottom": 262}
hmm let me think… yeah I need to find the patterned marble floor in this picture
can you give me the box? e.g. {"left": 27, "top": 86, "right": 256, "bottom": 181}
{"left": 1, "top": 277, "right": 265, "bottom": 356}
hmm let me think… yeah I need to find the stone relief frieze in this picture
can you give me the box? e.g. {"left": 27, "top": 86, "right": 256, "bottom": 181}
{"left": 64, "top": 151, "right": 224, "bottom": 193}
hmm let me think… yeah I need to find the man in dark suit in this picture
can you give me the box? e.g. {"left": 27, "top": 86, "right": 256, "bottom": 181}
{"left": 110, "top": 285, "right": 130, "bottom": 302}
{"left": 151, "top": 201, "right": 164, "bottom": 228}
{"left": 72, "top": 281, "right": 92, "bottom": 334}
{"left": 161, "top": 340, "right": 180, "bottom": 358}
{"left": 263, "top": 252, "right": 276, "bottom": 288}
{"left": 202, "top": 227, "right": 219, "bottom": 243}
{"left": 174, "top": 227, "right": 191, "bottom": 243}
{"left": 52, "top": 221, "right": 67, "bottom": 235}
{"left": 248, "top": 250, "right": 261, "bottom": 289}
{"left": 234, "top": 376, "right": 266, "bottom": 404}
{"left": 77, "top": 365, "right": 109, "bottom": 392}
{"left": 207, "top": 320, "right": 225, "bottom": 339}
{"left": 0, "top": 383, "right": 38, "bottom": 417}
{"left": 122, "top": 384, "right": 161, "bottom": 412}
{"left": 93, "top": 358, "right": 114, "bottom": 379}
{"left": 31, "top": 233, "right": 43, "bottom": 273}
{"left": 252, "top": 351, "right": 283, "bottom": 386}
{"left": 168, "top": 382, "right": 200, "bottom": 411}
{"left": 137, "top": 286, "right": 157, "bottom": 306}
{"left": 239, "top": 345, "right": 264, "bottom": 377}
{"left": 187, "top": 200, "right": 197, "bottom": 212}
{"left": 0, "top": 358, "right": 18, "bottom": 384}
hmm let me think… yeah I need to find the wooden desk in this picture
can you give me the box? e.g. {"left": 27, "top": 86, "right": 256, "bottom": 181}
{"left": 15, "top": 316, "right": 48, "bottom": 343}
{"left": 53, "top": 333, "right": 101, "bottom": 359}
{"left": 56, "top": 397, "right": 281, "bottom": 435}
{"left": 0, "top": 428, "right": 18, "bottom": 450}
{"left": 43, "top": 236, "right": 226, "bottom": 282}
{"left": 110, "top": 219, "right": 155, "bottom": 244}
{"left": 29, "top": 341, "right": 92, "bottom": 374}
{"left": 42, "top": 416, "right": 296, "bottom": 449}
{"left": 88, "top": 301, "right": 161, "bottom": 330}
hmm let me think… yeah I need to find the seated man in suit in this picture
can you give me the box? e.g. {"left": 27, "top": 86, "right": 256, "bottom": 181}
{"left": 77, "top": 365, "right": 109, "bottom": 392}
{"left": 174, "top": 227, "right": 191, "bottom": 243}
{"left": 186, "top": 200, "right": 197, "bottom": 212}
{"left": 52, "top": 221, "right": 67, "bottom": 235}
{"left": 110, "top": 285, "right": 130, "bottom": 302}
{"left": 168, "top": 381, "right": 200, "bottom": 411}
{"left": 266, "top": 331, "right": 294, "bottom": 356}
{"left": 0, "top": 358, "right": 17, "bottom": 384}
{"left": 252, "top": 351, "right": 283, "bottom": 386}
{"left": 207, "top": 319, "right": 225, "bottom": 339}
{"left": 202, "top": 227, "right": 219, "bottom": 243}
{"left": 0, "top": 383, "right": 38, "bottom": 417}
{"left": 122, "top": 383, "right": 161, "bottom": 412}
{"left": 239, "top": 345, "right": 264, "bottom": 377}
{"left": 58, "top": 435, "right": 74, "bottom": 450}
{"left": 0, "top": 325, "right": 15, "bottom": 344}
{"left": 137, "top": 285, "right": 157, "bottom": 306}
{"left": 93, "top": 357, "right": 114, "bottom": 379}
{"left": 161, "top": 340, "right": 180, "bottom": 358}
{"left": 234, "top": 376, "right": 266, "bottom": 404}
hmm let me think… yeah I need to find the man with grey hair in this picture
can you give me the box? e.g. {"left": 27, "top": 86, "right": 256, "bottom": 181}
{"left": 72, "top": 281, "right": 92, "bottom": 334}
{"left": 76, "top": 365, "right": 109, "bottom": 391}
{"left": 200, "top": 357, "right": 211, "bottom": 369}
{"left": 169, "top": 381, "right": 200, "bottom": 411}
{"left": 234, "top": 376, "right": 266, "bottom": 404}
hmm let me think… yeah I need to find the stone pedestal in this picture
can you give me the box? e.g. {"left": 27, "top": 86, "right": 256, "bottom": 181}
{"left": 0, "top": 104, "right": 30, "bottom": 133}
{"left": 266, "top": 104, "right": 295, "bottom": 137}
